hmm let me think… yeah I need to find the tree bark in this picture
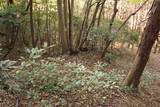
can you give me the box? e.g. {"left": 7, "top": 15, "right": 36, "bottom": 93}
{"left": 45, "top": 0, "right": 50, "bottom": 53}
{"left": 76, "top": 0, "right": 93, "bottom": 49}
{"left": 78, "top": 0, "right": 102, "bottom": 49}
{"left": 57, "top": 0, "right": 68, "bottom": 53}
{"left": 68, "top": 0, "right": 74, "bottom": 53}
{"left": 63, "top": 0, "right": 69, "bottom": 47}
{"left": 123, "top": 0, "right": 160, "bottom": 88}
{"left": 29, "top": 0, "right": 36, "bottom": 48}
{"left": 101, "top": 0, "right": 118, "bottom": 58}
{"left": 97, "top": 0, "right": 106, "bottom": 26}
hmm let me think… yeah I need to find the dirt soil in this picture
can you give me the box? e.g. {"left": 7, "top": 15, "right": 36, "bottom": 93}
{"left": 0, "top": 48, "right": 160, "bottom": 107}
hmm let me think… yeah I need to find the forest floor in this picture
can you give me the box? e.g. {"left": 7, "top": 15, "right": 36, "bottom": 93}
{"left": 60, "top": 48, "right": 160, "bottom": 107}
{"left": 0, "top": 48, "right": 160, "bottom": 107}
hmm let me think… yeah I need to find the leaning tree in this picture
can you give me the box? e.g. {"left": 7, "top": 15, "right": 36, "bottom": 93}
{"left": 123, "top": 0, "right": 160, "bottom": 88}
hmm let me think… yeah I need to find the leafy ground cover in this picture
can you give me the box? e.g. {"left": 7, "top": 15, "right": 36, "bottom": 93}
{"left": 0, "top": 48, "right": 160, "bottom": 107}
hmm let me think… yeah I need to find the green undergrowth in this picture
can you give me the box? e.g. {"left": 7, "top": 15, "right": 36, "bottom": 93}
{"left": 0, "top": 50, "right": 126, "bottom": 106}
{"left": 10, "top": 57, "right": 123, "bottom": 99}
{"left": 0, "top": 46, "right": 125, "bottom": 103}
{"left": 1, "top": 46, "right": 159, "bottom": 106}
{"left": 142, "top": 70, "right": 160, "bottom": 87}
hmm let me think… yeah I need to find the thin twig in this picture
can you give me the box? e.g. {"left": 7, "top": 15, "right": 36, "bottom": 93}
{"left": 89, "top": 0, "right": 104, "bottom": 8}
{"left": 117, "top": 0, "right": 148, "bottom": 32}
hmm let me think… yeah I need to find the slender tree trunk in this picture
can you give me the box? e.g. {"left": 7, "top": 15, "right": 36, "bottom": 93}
{"left": 63, "top": 0, "right": 76, "bottom": 55}
{"left": 79, "top": 0, "right": 102, "bottom": 49}
{"left": 45, "top": 0, "right": 50, "bottom": 53}
{"left": 63, "top": 0, "right": 69, "bottom": 47}
{"left": 29, "top": 0, "right": 36, "bottom": 48}
{"left": 101, "top": 0, "right": 118, "bottom": 58}
{"left": 101, "top": 40, "right": 112, "bottom": 58}
{"left": 76, "top": 0, "right": 92, "bottom": 49}
{"left": 123, "top": 0, "right": 160, "bottom": 88}
{"left": 57, "top": 0, "right": 68, "bottom": 53}
{"left": 97, "top": 0, "right": 106, "bottom": 26}
{"left": 68, "top": 0, "right": 75, "bottom": 54}
{"left": 36, "top": 7, "right": 42, "bottom": 47}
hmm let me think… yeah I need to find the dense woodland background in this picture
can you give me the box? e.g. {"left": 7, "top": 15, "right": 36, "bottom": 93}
{"left": 0, "top": 0, "right": 160, "bottom": 106}
{"left": 0, "top": 0, "right": 154, "bottom": 56}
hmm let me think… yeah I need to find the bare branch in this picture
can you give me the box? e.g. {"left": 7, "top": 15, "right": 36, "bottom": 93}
{"left": 117, "top": 0, "right": 148, "bottom": 32}
{"left": 89, "top": 0, "right": 103, "bottom": 8}
{"left": 109, "top": 0, "right": 119, "bottom": 32}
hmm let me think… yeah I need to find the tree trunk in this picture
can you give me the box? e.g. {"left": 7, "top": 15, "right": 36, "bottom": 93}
{"left": 123, "top": 0, "right": 160, "bottom": 88}
{"left": 76, "top": 0, "right": 92, "bottom": 49}
{"left": 101, "top": 40, "right": 112, "bottom": 58}
{"left": 78, "top": 0, "right": 101, "bottom": 49}
{"left": 63, "top": 0, "right": 69, "bottom": 47}
{"left": 45, "top": 0, "right": 50, "bottom": 53}
{"left": 68, "top": 0, "right": 74, "bottom": 53}
{"left": 57, "top": 0, "right": 68, "bottom": 53}
{"left": 97, "top": 0, "right": 106, "bottom": 26}
{"left": 29, "top": 0, "right": 36, "bottom": 48}
{"left": 101, "top": 0, "right": 118, "bottom": 58}
{"left": 8, "top": 0, "right": 14, "bottom": 5}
